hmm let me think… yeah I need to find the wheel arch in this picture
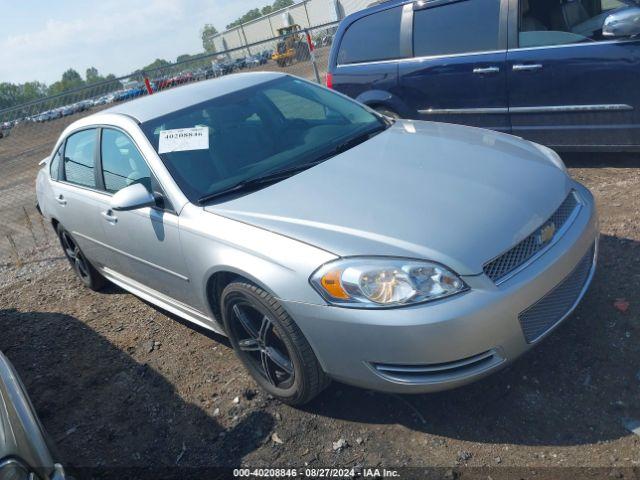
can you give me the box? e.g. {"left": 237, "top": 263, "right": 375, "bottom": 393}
{"left": 204, "top": 267, "right": 280, "bottom": 326}
{"left": 355, "top": 89, "right": 409, "bottom": 117}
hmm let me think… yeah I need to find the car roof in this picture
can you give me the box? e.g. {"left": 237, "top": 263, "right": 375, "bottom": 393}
{"left": 100, "top": 71, "right": 286, "bottom": 123}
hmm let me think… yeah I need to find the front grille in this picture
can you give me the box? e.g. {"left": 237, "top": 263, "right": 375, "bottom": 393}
{"left": 484, "top": 191, "right": 580, "bottom": 284}
{"left": 518, "top": 244, "right": 595, "bottom": 343}
{"left": 371, "top": 349, "right": 504, "bottom": 384}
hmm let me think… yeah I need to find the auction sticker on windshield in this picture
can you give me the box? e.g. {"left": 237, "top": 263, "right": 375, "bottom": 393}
{"left": 158, "top": 126, "right": 209, "bottom": 154}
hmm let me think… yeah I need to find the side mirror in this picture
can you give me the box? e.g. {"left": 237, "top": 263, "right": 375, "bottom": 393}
{"left": 603, "top": 7, "right": 640, "bottom": 38}
{"left": 111, "top": 183, "right": 158, "bottom": 211}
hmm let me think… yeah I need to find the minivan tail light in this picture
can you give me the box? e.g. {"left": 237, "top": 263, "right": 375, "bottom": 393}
{"left": 325, "top": 72, "right": 333, "bottom": 89}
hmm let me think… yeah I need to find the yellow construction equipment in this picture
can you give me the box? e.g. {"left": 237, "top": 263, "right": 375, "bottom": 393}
{"left": 272, "top": 25, "right": 308, "bottom": 67}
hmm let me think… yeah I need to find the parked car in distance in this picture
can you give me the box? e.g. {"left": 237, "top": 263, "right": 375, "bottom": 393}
{"left": 246, "top": 55, "right": 262, "bottom": 68}
{"left": 220, "top": 60, "right": 236, "bottom": 74}
{"left": 327, "top": 0, "right": 640, "bottom": 151}
{"left": 0, "top": 350, "right": 68, "bottom": 479}
{"left": 260, "top": 49, "right": 273, "bottom": 62}
{"left": 247, "top": 54, "right": 268, "bottom": 67}
{"left": 234, "top": 57, "right": 248, "bottom": 69}
{"left": 37, "top": 72, "right": 598, "bottom": 405}
{"left": 34, "top": 110, "right": 61, "bottom": 123}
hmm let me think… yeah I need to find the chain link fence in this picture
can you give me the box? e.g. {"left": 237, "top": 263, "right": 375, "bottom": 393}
{"left": 0, "top": 22, "right": 338, "bottom": 268}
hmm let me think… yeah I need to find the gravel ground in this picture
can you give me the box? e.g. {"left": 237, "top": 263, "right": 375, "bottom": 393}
{"left": 1, "top": 148, "right": 639, "bottom": 479}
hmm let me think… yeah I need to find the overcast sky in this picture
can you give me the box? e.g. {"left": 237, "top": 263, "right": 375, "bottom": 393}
{"left": 0, "top": 0, "right": 272, "bottom": 85}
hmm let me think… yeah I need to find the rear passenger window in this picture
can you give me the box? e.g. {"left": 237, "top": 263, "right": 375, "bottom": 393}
{"left": 101, "top": 129, "right": 151, "bottom": 193}
{"left": 50, "top": 144, "right": 63, "bottom": 180}
{"left": 63, "top": 129, "right": 97, "bottom": 188}
{"left": 337, "top": 6, "right": 403, "bottom": 64}
{"left": 413, "top": 0, "right": 501, "bottom": 57}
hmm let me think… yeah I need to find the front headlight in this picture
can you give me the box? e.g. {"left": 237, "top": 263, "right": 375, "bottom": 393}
{"left": 310, "top": 257, "right": 467, "bottom": 308}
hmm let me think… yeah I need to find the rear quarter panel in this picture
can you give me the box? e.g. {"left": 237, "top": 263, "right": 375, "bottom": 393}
{"left": 35, "top": 166, "right": 54, "bottom": 221}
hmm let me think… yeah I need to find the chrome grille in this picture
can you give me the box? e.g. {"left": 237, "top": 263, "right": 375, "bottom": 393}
{"left": 484, "top": 191, "right": 580, "bottom": 283}
{"left": 519, "top": 244, "right": 595, "bottom": 343}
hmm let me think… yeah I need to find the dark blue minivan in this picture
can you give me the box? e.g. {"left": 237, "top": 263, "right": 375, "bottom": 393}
{"left": 326, "top": 0, "right": 640, "bottom": 151}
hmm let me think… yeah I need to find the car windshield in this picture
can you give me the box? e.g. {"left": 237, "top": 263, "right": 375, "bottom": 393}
{"left": 140, "top": 76, "right": 386, "bottom": 203}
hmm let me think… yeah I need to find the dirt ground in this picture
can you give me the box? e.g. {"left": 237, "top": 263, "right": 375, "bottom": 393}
{"left": 0, "top": 151, "right": 639, "bottom": 480}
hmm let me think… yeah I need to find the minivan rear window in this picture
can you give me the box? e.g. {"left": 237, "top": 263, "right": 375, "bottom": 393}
{"left": 413, "top": 0, "right": 501, "bottom": 58}
{"left": 337, "top": 6, "right": 403, "bottom": 64}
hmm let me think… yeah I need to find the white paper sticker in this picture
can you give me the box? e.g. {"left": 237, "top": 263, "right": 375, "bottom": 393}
{"left": 158, "top": 127, "right": 209, "bottom": 154}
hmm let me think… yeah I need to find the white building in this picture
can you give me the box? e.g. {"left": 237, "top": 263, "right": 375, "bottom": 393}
{"left": 209, "top": 0, "right": 374, "bottom": 56}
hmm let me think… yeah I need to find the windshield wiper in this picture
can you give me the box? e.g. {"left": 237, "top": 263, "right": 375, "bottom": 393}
{"left": 330, "top": 124, "right": 386, "bottom": 157}
{"left": 196, "top": 124, "right": 387, "bottom": 205}
{"left": 196, "top": 160, "right": 326, "bottom": 205}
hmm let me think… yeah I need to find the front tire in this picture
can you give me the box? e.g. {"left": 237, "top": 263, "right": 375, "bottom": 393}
{"left": 56, "top": 224, "right": 106, "bottom": 291}
{"left": 221, "top": 282, "right": 329, "bottom": 405}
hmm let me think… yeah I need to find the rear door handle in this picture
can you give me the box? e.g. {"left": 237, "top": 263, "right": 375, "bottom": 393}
{"left": 55, "top": 194, "right": 67, "bottom": 206}
{"left": 101, "top": 210, "right": 118, "bottom": 224}
{"left": 473, "top": 66, "right": 500, "bottom": 74}
{"left": 512, "top": 63, "right": 543, "bottom": 72}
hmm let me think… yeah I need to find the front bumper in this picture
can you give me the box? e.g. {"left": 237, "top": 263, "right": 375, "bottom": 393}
{"left": 282, "top": 183, "right": 599, "bottom": 393}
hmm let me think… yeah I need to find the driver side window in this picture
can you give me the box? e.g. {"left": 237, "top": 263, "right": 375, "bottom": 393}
{"left": 519, "top": 0, "right": 628, "bottom": 48}
{"left": 100, "top": 128, "right": 151, "bottom": 194}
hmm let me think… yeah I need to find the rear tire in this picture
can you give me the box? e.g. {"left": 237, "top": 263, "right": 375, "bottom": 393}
{"left": 221, "top": 282, "right": 330, "bottom": 405}
{"left": 56, "top": 224, "right": 106, "bottom": 291}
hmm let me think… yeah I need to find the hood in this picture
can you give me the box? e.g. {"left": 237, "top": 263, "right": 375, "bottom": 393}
{"left": 206, "top": 120, "right": 572, "bottom": 275}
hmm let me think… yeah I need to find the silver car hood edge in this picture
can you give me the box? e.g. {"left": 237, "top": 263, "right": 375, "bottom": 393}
{"left": 206, "top": 121, "right": 571, "bottom": 275}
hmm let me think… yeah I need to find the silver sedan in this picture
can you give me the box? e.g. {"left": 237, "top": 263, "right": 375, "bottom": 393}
{"left": 36, "top": 72, "right": 598, "bottom": 404}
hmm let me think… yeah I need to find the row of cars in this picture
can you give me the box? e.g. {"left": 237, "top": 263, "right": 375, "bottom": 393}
{"left": 0, "top": 49, "right": 278, "bottom": 138}
{"left": 1, "top": 90, "right": 130, "bottom": 133}
{"left": 1, "top": 25, "right": 337, "bottom": 140}
{"left": 211, "top": 49, "right": 273, "bottom": 76}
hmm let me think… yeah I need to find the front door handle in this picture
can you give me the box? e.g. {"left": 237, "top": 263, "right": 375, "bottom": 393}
{"left": 55, "top": 194, "right": 67, "bottom": 206}
{"left": 512, "top": 63, "right": 543, "bottom": 72}
{"left": 101, "top": 210, "right": 118, "bottom": 224}
{"left": 473, "top": 66, "right": 500, "bottom": 74}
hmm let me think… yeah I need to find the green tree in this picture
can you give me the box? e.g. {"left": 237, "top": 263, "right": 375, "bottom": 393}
{"left": 49, "top": 68, "right": 85, "bottom": 95}
{"left": 0, "top": 82, "right": 21, "bottom": 110}
{"left": 141, "top": 58, "right": 171, "bottom": 72}
{"left": 62, "top": 69, "right": 84, "bottom": 87}
{"left": 201, "top": 23, "right": 218, "bottom": 52}
{"left": 226, "top": 8, "right": 262, "bottom": 29}
{"left": 218, "top": 0, "right": 295, "bottom": 32}
{"left": 21, "top": 82, "right": 47, "bottom": 101}
{"left": 272, "top": 0, "right": 294, "bottom": 10}
{"left": 85, "top": 66, "right": 102, "bottom": 83}
{"left": 103, "top": 74, "right": 122, "bottom": 93}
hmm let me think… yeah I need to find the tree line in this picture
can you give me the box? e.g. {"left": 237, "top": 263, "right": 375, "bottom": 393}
{"left": 225, "top": 0, "right": 294, "bottom": 29}
{"left": 0, "top": 0, "right": 295, "bottom": 111}
{"left": 0, "top": 67, "right": 120, "bottom": 111}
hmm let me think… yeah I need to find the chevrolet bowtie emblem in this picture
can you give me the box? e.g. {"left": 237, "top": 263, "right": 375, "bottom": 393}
{"left": 538, "top": 221, "right": 556, "bottom": 245}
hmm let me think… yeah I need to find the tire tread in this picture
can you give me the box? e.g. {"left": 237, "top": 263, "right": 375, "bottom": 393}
{"left": 222, "top": 282, "right": 329, "bottom": 404}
